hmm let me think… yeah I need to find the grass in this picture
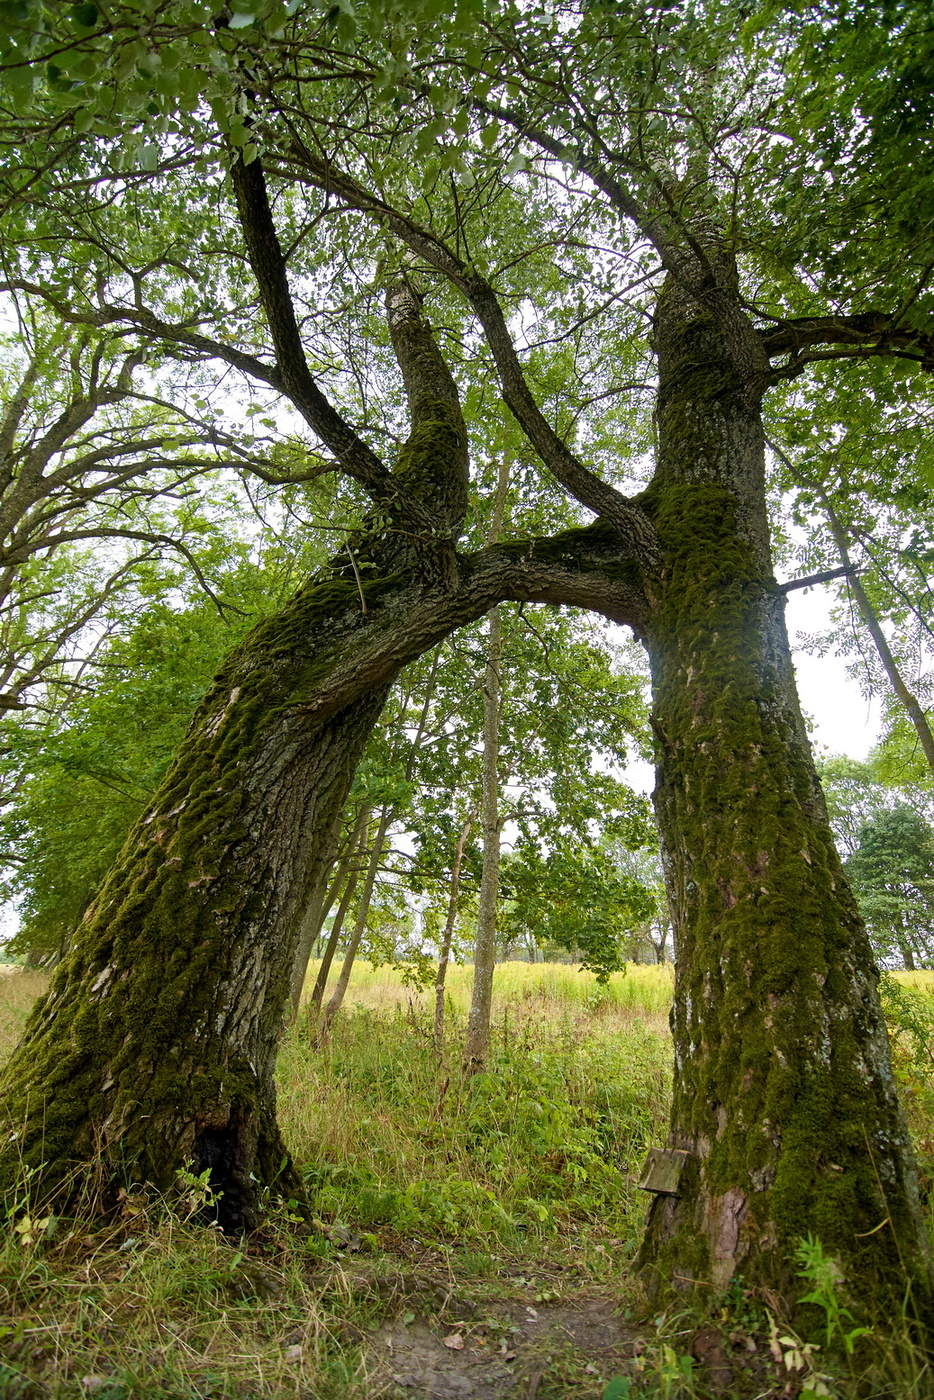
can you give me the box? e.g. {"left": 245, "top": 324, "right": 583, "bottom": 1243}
{"left": 0, "top": 960, "right": 931, "bottom": 1398}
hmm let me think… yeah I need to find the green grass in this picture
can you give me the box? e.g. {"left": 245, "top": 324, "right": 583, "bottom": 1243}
{"left": 279, "top": 999, "right": 670, "bottom": 1268}
{"left": 0, "top": 961, "right": 931, "bottom": 1398}
{"left": 305, "top": 957, "right": 677, "bottom": 1017}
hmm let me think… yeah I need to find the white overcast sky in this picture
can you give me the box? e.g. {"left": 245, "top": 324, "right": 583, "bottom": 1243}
{"left": 785, "top": 586, "right": 880, "bottom": 761}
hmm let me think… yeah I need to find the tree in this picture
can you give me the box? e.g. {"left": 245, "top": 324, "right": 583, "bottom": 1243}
{"left": 0, "top": 0, "right": 931, "bottom": 1316}
{"left": 846, "top": 806, "right": 934, "bottom": 971}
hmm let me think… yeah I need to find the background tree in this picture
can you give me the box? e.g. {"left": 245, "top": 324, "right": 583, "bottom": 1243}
{"left": 845, "top": 806, "right": 934, "bottom": 971}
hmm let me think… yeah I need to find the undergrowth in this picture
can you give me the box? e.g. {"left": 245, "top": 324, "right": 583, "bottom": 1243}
{"left": 0, "top": 963, "right": 931, "bottom": 1398}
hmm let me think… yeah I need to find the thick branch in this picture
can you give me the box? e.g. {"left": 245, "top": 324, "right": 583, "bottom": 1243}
{"left": 278, "top": 146, "right": 659, "bottom": 568}
{"left": 760, "top": 312, "right": 934, "bottom": 379}
{"left": 384, "top": 275, "right": 469, "bottom": 532}
{"left": 778, "top": 564, "right": 855, "bottom": 594}
{"left": 229, "top": 157, "right": 396, "bottom": 503}
{"left": 287, "top": 520, "right": 647, "bottom": 729}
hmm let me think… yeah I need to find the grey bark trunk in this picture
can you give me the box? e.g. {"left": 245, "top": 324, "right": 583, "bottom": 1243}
{"left": 289, "top": 806, "right": 366, "bottom": 1024}
{"left": 434, "top": 808, "right": 475, "bottom": 1052}
{"left": 297, "top": 804, "right": 370, "bottom": 1023}
{"left": 306, "top": 821, "right": 368, "bottom": 1023}
{"left": 316, "top": 805, "right": 393, "bottom": 1046}
{"left": 823, "top": 499, "right": 934, "bottom": 781}
{"left": 464, "top": 461, "right": 510, "bottom": 1073}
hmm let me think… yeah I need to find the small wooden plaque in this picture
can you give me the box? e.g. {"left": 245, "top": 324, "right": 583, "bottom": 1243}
{"left": 637, "top": 1148, "right": 692, "bottom": 1196}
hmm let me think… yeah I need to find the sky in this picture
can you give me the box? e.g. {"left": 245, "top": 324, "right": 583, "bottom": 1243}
{"left": 785, "top": 586, "right": 880, "bottom": 761}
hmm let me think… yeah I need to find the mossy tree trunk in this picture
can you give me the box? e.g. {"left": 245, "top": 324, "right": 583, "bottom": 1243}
{"left": 636, "top": 264, "right": 932, "bottom": 1313}
{"left": 0, "top": 293, "right": 644, "bottom": 1225}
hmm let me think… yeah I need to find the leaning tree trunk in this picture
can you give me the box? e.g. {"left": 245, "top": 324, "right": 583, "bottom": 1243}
{"left": 636, "top": 267, "right": 932, "bottom": 1315}
{"left": 822, "top": 496, "right": 934, "bottom": 782}
{"left": 0, "top": 271, "right": 476, "bottom": 1229}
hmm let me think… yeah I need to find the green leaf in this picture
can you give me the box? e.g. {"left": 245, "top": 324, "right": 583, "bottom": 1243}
{"left": 602, "top": 1379, "right": 631, "bottom": 1400}
{"left": 70, "top": 2, "right": 98, "bottom": 27}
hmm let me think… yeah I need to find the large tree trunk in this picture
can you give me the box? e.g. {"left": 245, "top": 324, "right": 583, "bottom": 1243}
{"left": 636, "top": 267, "right": 932, "bottom": 1313}
{"left": 0, "top": 520, "right": 639, "bottom": 1227}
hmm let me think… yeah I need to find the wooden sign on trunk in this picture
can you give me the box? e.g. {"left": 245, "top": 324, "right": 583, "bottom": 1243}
{"left": 638, "top": 1148, "right": 692, "bottom": 1196}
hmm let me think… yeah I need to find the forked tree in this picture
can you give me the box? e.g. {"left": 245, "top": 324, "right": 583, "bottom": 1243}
{"left": 0, "top": 0, "right": 931, "bottom": 1315}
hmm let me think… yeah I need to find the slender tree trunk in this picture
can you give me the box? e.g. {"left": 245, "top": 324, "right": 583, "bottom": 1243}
{"left": 288, "top": 883, "right": 334, "bottom": 1024}
{"left": 306, "top": 823, "right": 367, "bottom": 1022}
{"left": 291, "top": 803, "right": 369, "bottom": 1022}
{"left": 464, "top": 460, "right": 510, "bottom": 1073}
{"left": 434, "top": 808, "right": 475, "bottom": 1051}
{"left": 822, "top": 499, "right": 934, "bottom": 781}
{"left": 316, "top": 806, "right": 392, "bottom": 1046}
{"left": 636, "top": 265, "right": 931, "bottom": 1314}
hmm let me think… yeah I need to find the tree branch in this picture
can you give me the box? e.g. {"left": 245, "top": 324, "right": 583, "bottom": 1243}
{"left": 228, "top": 155, "right": 397, "bottom": 504}
{"left": 778, "top": 565, "right": 856, "bottom": 594}
{"left": 278, "top": 144, "right": 659, "bottom": 569}
{"left": 760, "top": 312, "right": 934, "bottom": 379}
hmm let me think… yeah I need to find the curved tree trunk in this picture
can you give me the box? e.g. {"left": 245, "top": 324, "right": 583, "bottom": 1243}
{"left": 0, "top": 520, "right": 639, "bottom": 1228}
{"left": 0, "top": 158, "right": 647, "bottom": 1230}
{"left": 636, "top": 265, "right": 931, "bottom": 1314}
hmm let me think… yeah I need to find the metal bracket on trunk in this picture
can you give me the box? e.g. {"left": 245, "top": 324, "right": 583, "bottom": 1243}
{"left": 637, "top": 1148, "right": 692, "bottom": 1196}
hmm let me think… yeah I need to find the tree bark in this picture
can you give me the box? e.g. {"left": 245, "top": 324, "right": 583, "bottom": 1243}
{"left": 434, "top": 808, "right": 475, "bottom": 1052}
{"left": 636, "top": 263, "right": 932, "bottom": 1314}
{"left": 464, "top": 460, "right": 510, "bottom": 1073}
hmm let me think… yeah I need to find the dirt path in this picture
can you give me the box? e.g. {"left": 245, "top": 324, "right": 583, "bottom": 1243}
{"left": 367, "top": 1290, "right": 637, "bottom": 1399}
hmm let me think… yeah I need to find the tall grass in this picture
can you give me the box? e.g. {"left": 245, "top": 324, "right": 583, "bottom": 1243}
{"left": 299, "top": 957, "right": 676, "bottom": 1017}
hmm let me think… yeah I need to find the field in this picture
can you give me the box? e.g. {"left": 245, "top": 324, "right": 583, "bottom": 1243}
{"left": 0, "top": 961, "right": 931, "bottom": 1399}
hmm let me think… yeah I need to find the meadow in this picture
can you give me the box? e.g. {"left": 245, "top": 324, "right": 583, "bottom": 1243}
{"left": 0, "top": 961, "right": 931, "bottom": 1399}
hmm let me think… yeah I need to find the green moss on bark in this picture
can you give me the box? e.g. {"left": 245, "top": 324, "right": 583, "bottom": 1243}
{"left": 640, "top": 481, "right": 931, "bottom": 1324}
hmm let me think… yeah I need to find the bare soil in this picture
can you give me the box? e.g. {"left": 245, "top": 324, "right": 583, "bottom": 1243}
{"left": 367, "top": 1290, "right": 637, "bottom": 1399}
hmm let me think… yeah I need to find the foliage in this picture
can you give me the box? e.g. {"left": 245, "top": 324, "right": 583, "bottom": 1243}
{"left": 845, "top": 805, "right": 934, "bottom": 969}
{"left": 501, "top": 841, "right": 655, "bottom": 980}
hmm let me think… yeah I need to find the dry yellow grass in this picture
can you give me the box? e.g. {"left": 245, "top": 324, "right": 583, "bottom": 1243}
{"left": 0, "top": 966, "right": 47, "bottom": 1063}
